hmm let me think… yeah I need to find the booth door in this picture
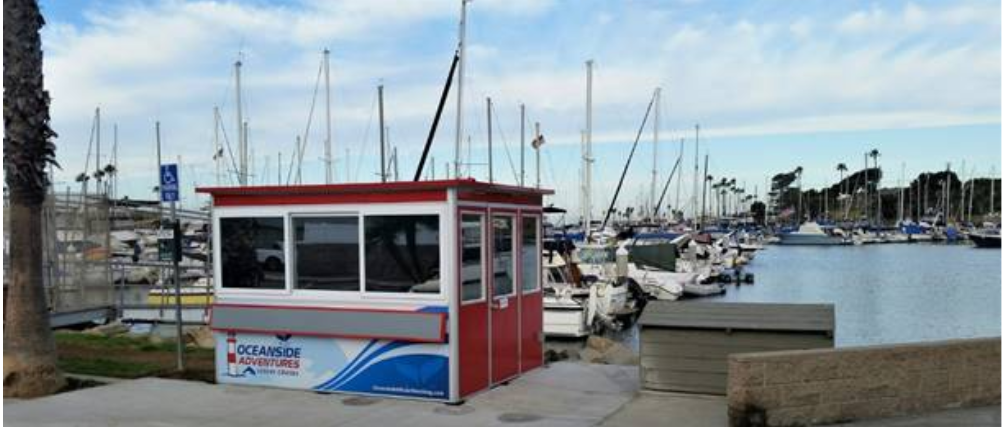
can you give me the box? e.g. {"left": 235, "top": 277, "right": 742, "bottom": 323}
{"left": 489, "top": 214, "right": 520, "bottom": 384}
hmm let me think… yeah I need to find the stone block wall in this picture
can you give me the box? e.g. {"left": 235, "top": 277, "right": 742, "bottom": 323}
{"left": 727, "top": 337, "right": 1001, "bottom": 427}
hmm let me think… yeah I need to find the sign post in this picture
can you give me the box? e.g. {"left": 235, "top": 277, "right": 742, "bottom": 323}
{"left": 160, "top": 164, "right": 184, "bottom": 371}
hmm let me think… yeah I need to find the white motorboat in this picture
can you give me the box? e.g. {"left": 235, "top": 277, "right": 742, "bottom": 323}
{"left": 778, "top": 222, "right": 849, "bottom": 246}
{"left": 542, "top": 248, "right": 633, "bottom": 337}
{"left": 683, "top": 281, "right": 726, "bottom": 297}
{"left": 627, "top": 263, "right": 686, "bottom": 301}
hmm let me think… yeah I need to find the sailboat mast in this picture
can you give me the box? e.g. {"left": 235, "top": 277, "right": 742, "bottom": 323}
{"left": 213, "top": 106, "right": 221, "bottom": 185}
{"left": 899, "top": 162, "right": 905, "bottom": 223}
{"left": 535, "top": 122, "right": 541, "bottom": 189}
{"left": 520, "top": 103, "right": 526, "bottom": 186}
{"left": 584, "top": 59, "right": 594, "bottom": 234}
{"left": 235, "top": 59, "right": 246, "bottom": 186}
{"left": 945, "top": 162, "right": 951, "bottom": 223}
{"left": 111, "top": 121, "right": 117, "bottom": 198}
{"left": 454, "top": 0, "right": 469, "bottom": 179}
{"left": 95, "top": 107, "right": 101, "bottom": 191}
{"left": 324, "top": 49, "right": 333, "bottom": 184}
{"left": 991, "top": 166, "right": 996, "bottom": 215}
{"left": 693, "top": 124, "right": 700, "bottom": 224}
{"left": 378, "top": 84, "right": 386, "bottom": 183}
{"left": 675, "top": 138, "right": 684, "bottom": 220}
{"left": 651, "top": 87, "right": 660, "bottom": 219}
{"left": 487, "top": 97, "right": 493, "bottom": 183}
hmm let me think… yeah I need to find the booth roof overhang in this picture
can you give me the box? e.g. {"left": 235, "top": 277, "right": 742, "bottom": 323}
{"left": 196, "top": 178, "right": 554, "bottom": 206}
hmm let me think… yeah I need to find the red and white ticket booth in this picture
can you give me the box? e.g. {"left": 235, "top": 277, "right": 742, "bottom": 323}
{"left": 197, "top": 179, "right": 550, "bottom": 403}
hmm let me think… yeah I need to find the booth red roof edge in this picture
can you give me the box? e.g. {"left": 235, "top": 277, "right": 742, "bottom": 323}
{"left": 196, "top": 178, "right": 554, "bottom": 197}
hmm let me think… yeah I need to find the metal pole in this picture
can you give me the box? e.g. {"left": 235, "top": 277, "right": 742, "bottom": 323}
{"left": 324, "top": 49, "right": 333, "bottom": 184}
{"left": 156, "top": 122, "right": 163, "bottom": 221}
{"left": 487, "top": 97, "right": 493, "bottom": 183}
{"left": 378, "top": 84, "right": 386, "bottom": 183}
{"left": 520, "top": 103, "right": 525, "bottom": 186}
{"left": 585, "top": 60, "right": 594, "bottom": 236}
{"left": 171, "top": 201, "right": 183, "bottom": 371}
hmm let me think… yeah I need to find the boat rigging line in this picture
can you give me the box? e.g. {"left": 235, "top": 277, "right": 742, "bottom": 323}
{"left": 597, "top": 89, "right": 659, "bottom": 239}
{"left": 413, "top": 50, "right": 460, "bottom": 181}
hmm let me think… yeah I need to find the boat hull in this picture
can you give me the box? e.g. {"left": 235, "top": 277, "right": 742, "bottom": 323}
{"left": 969, "top": 233, "right": 1002, "bottom": 248}
{"left": 777, "top": 234, "right": 847, "bottom": 246}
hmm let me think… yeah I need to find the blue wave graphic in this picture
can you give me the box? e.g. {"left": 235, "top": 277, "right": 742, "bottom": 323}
{"left": 316, "top": 341, "right": 413, "bottom": 391}
{"left": 314, "top": 339, "right": 378, "bottom": 390}
{"left": 337, "top": 354, "right": 449, "bottom": 398}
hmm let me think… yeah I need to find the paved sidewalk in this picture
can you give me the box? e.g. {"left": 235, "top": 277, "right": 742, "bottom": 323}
{"left": 5, "top": 362, "right": 641, "bottom": 427}
{"left": 4, "top": 362, "right": 997, "bottom": 426}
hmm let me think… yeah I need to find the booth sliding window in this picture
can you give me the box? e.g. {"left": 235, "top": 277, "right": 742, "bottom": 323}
{"left": 492, "top": 216, "right": 515, "bottom": 298}
{"left": 293, "top": 216, "right": 360, "bottom": 291}
{"left": 460, "top": 214, "right": 484, "bottom": 302}
{"left": 364, "top": 215, "right": 441, "bottom": 294}
{"left": 521, "top": 216, "right": 540, "bottom": 292}
{"left": 219, "top": 217, "right": 286, "bottom": 289}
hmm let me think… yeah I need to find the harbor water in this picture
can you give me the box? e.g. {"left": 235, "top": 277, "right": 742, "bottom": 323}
{"left": 708, "top": 243, "right": 1002, "bottom": 347}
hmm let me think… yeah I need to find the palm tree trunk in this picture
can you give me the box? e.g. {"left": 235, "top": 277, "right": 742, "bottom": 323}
{"left": 3, "top": 0, "right": 65, "bottom": 397}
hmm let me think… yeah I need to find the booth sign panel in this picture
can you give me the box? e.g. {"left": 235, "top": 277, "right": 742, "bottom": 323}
{"left": 216, "top": 332, "right": 450, "bottom": 400}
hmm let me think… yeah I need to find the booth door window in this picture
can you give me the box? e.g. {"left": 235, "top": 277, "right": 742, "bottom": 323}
{"left": 521, "top": 216, "right": 540, "bottom": 292}
{"left": 219, "top": 217, "right": 285, "bottom": 290}
{"left": 460, "top": 214, "right": 484, "bottom": 302}
{"left": 490, "top": 214, "right": 520, "bottom": 384}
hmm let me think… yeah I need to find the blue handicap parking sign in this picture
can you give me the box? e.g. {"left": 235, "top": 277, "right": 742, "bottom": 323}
{"left": 160, "top": 164, "right": 179, "bottom": 202}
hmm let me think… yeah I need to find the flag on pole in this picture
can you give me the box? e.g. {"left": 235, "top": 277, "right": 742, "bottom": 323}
{"left": 532, "top": 135, "right": 546, "bottom": 149}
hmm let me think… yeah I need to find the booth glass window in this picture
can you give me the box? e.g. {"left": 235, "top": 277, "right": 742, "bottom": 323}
{"left": 521, "top": 216, "right": 540, "bottom": 292}
{"left": 492, "top": 216, "right": 515, "bottom": 297}
{"left": 460, "top": 214, "right": 484, "bottom": 301}
{"left": 364, "top": 215, "right": 441, "bottom": 294}
{"left": 220, "top": 217, "right": 285, "bottom": 289}
{"left": 293, "top": 216, "right": 360, "bottom": 291}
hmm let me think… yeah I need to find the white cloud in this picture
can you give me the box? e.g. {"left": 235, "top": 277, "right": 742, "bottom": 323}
{"left": 37, "top": 0, "right": 1001, "bottom": 206}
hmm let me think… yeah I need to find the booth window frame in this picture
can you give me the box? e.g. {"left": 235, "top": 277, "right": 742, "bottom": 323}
{"left": 289, "top": 212, "right": 364, "bottom": 296}
{"left": 214, "top": 212, "right": 292, "bottom": 296}
{"left": 214, "top": 203, "right": 447, "bottom": 302}
{"left": 361, "top": 212, "right": 444, "bottom": 297}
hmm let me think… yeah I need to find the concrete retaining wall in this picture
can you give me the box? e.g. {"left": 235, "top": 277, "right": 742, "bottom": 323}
{"left": 727, "top": 337, "right": 1001, "bottom": 427}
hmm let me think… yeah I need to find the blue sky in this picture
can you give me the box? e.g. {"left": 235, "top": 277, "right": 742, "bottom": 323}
{"left": 37, "top": 0, "right": 1001, "bottom": 216}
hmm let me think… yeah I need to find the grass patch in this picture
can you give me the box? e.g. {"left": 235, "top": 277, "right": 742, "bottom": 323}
{"left": 54, "top": 330, "right": 215, "bottom": 381}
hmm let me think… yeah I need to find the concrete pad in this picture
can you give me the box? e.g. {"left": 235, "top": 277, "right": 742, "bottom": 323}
{"left": 4, "top": 362, "right": 638, "bottom": 427}
{"left": 599, "top": 391, "right": 727, "bottom": 427}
